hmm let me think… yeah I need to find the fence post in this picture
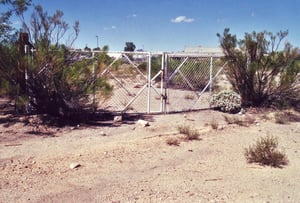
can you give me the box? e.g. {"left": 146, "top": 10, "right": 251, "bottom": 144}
{"left": 163, "top": 53, "right": 168, "bottom": 114}
{"left": 209, "top": 56, "right": 213, "bottom": 95}
{"left": 92, "top": 52, "right": 96, "bottom": 113}
{"left": 160, "top": 53, "right": 164, "bottom": 113}
{"left": 147, "top": 52, "right": 152, "bottom": 114}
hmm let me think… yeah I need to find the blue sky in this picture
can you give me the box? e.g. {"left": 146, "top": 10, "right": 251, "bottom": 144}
{"left": 5, "top": 0, "right": 300, "bottom": 51}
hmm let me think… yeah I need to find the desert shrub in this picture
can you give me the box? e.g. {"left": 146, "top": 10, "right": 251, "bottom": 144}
{"left": 244, "top": 115, "right": 256, "bottom": 125}
{"left": 223, "top": 115, "right": 245, "bottom": 126}
{"left": 210, "top": 119, "right": 219, "bottom": 130}
{"left": 244, "top": 136, "right": 288, "bottom": 167}
{"left": 223, "top": 115, "right": 235, "bottom": 124}
{"left": 24, "top": 46, "right": 113, "bottom": 118}
{"left": 217, "top": 28, "right": 300, "bottom": 108}
{"left": 0, "top": 2, "right": 113, "bottom": 117}
{"left": 274, "top": 112, "right": 290, "bottom": 124}
{"left": 184, "top": 93, "right": 195, "bottom": 100}
{"left": 177, "top": 124, "right": 200, "bottom": 140}
{"left": 137, "top": 56, "right": 162, "bottom": 78}
{"left": 137, "top": 62, "right": 147, "bottom": 72}
{"left": 211, "top": 90, "right": 242, "bottom": 113}
{"left": 166, "top": 137, "right": 180, "bottom": 146}
{"left": 224, "top": 115, "right": 256, "bottom": 127}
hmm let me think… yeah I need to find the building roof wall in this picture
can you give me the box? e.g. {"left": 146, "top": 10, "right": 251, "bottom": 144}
{"left": 184, "top": 46, "right": 224, "bottom": 56}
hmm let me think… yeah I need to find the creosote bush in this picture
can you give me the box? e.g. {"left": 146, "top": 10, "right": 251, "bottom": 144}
{"left": 211, "top": 90, "right": 242, "bottom": 113}
{"left": 177, "top": 124, "right": 200, "bottom": 140}
{"left": 244, "top": 136, "right": 288, "bottom": 168}
{"left": 217, "top": 28, "right": 300, "bottom": 108}
{"left": 0, "top": 1, "right": 114, "bottom": 119}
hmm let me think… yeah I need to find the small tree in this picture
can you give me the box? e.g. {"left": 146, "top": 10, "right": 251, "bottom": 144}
{"left": 217, "top": 28, "right": 300, "bottom": 108}
{"left": 124, "top": 42, "right": 136, "bottom": 52}
{"left": 0, "top": 1, "right": 113, "bottom": 118}
{"left": 0, "top": 0, "right": 31, "bottom": 104}
{"left": 123, "top": 42, "right": 136, "bottom": 62}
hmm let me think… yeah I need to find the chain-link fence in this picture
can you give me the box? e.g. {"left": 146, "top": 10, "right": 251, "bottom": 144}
{"left": 97, "top": 51, "right": 164, "bottom": 114}
{"left": 24, "top": 50, "right": 228, "bottom": 114}
{"left": 87, "top": 51, "right": 227, "bottom": 114}
{"left": 164, "top": 53, "right": 225, "bottom": 112}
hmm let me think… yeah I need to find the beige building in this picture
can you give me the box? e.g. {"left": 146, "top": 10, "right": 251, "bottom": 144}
{"left": 183, "top": 46, "right": 224, "bottom": 57}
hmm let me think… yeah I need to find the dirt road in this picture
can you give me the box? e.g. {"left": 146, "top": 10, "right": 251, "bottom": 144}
{"left": 1, "top": 110, "right": 300, "bottom": 202}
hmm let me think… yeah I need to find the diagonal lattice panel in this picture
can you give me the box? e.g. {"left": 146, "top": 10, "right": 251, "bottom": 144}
{"left": 165, "top": 55, "right": 219, "bottom": 112}
{"left": 95, "top": 52, "right": 164, "bottom": 113}
{"left": 63, "top": 51, "right": 226, "bottom": 114}
{"left": 99, "top": 54, "right": 148, "bottom": 112}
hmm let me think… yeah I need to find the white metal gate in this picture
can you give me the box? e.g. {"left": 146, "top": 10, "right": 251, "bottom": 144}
{"left": 164, "top": 53, "right": 225, "bottom": 113}
{"left": 81, "top": 51, "right": 226, "bottom": 114}
{"left": 98, "top": 51, "right": 165, "bottom": 114}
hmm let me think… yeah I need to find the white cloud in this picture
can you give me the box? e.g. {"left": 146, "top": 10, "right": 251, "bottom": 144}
{"left": 104, "top": 25, "right": 117, "bottom": 31}
{"left": 127, "top": 14, "right": 137, "bottom": 18}
{"left": 171, "top": 16, "right": 195, "bottom": 23}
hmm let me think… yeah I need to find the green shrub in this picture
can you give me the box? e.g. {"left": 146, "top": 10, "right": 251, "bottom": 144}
{"left": 211, "top": 90, "right": 241, "bottom": 113}
{"left": 217, "top": 28, "right": 300, "bottom": 108}
{"left": 0, "top": 3, "right": 114, "bottom": 118}
{"left": 244, "top": 136, "right": 288, "bottom": 167}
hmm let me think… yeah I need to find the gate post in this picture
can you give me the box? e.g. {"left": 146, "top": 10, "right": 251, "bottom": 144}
{"left": 160, "top": 52, "right": 165, "bottom": 113}
{"left": 92, "top": 52, "right": 96, "bottom": 113}
{"left": 209, "top": 56, "right": 213, "bottom": 95}
{"left": 147, "top": 52, "right": 151, "bottom": 114}
{"left": 163, "top": 53, "right": 168, "bottom": 114}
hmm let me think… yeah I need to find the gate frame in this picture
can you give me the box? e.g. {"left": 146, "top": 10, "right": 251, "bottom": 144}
{"left": 73, "top": 50, "right": 226, "bottom": 114}
{"left": 163, "top": 52, "right": 225, "bottom": 113}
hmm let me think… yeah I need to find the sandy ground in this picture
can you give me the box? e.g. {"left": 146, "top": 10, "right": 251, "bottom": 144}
{"left": 0, "top": 108, "right": 300, "bottom": 203}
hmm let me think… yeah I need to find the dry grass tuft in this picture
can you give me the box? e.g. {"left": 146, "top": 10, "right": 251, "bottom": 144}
{"left": 274, "top": 112, "right": 290, "bottom": 124}
{"left": 177, "top": 124, "right": 200, "bottom": 140}
{"left": 166, "top": 137, "right": 180, "bottom": 146}
{"left": 184, "top": 93, "right": 195, "bottom": 100}
{"left": 244, "top": 115, "right": 256, "bottom": 125}
{"left": 244, "top": 136, "right": 288, "bottom": 168}
{"left": 210, "top": 119, "right": 219, "bottom": 130}
{"left": 224, "top": 115, "right": 256, "bottom": 127}
{"left": 223, "top": 115, "right": 245, "bottom": 126}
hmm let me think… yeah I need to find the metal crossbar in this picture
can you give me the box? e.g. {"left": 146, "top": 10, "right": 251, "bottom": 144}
{"left": 93, "top": 51, "right": 227, "bottom": 113}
